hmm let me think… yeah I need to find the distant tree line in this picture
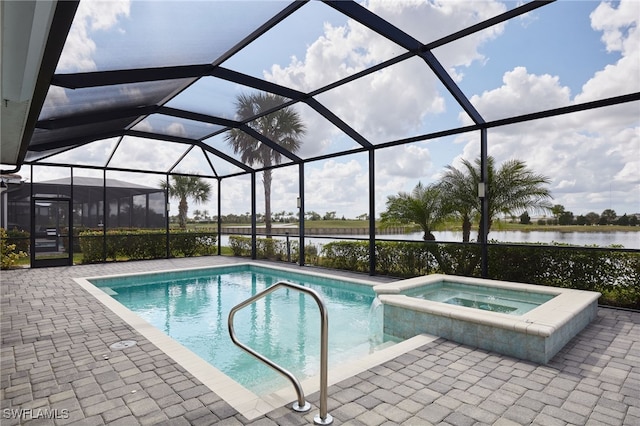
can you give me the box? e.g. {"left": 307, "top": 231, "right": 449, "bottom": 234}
{"left": 519, "top": 205, "right": 638, "bottom": 226}
{"left": 182, "top": 211, "right": 350, "bottom": 224}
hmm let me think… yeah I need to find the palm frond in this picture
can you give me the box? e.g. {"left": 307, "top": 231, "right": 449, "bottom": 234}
{"left": 224, "top": 92, "right": 306, "bottom": 168}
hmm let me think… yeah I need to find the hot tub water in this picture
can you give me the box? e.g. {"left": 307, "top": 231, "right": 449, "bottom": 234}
{"left": 406, "top": 282, "right": 555, "bottom": 315}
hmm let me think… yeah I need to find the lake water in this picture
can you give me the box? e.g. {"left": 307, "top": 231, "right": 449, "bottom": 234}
{"left": 221, "top": 230, "right": 639, "bottom": 249}
{"left": 378, "top": 230, "right": 640, "bottom": 249}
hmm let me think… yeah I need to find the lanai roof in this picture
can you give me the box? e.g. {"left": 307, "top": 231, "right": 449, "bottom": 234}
{"left": 1, "top": 0, "right": 638, "bottom": 181}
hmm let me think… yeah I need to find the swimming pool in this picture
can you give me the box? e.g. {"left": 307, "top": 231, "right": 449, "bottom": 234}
{"left": 88, "top": 264, "right": 400, "bottom": 396}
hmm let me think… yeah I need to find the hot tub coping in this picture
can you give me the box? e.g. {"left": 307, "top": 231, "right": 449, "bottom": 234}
{"left": 374, "top": 274, "right": 601, "bottom": 338}
{"left": 374, "top": 273, "right": 564, "bottom": 295}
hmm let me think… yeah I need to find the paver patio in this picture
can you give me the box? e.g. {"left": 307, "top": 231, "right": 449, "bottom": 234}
{"left": 1, "top": 257, "right": 638, "bottom": 425}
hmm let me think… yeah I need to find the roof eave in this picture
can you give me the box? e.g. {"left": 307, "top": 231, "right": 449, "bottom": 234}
{"left": 1, "top": 1, "right": 78, "bottom": 172}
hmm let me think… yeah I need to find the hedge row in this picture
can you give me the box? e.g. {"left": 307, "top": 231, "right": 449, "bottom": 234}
{"left": 227, "top": 235, "right": 318, "bottom": 263}
{"left": 320, "top": 240, "right": 639, "bottom": 309}
{"left": 319, "top": 240, "right": 482, "bottom": 277}
{"left": 488, "top": 244, "right": 639, "bottom": 308}
{"left": 79, "top": 229, "right": 217, "bottom": 263}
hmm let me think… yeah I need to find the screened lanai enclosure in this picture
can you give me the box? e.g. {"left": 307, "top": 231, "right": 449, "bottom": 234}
{"left": 1, "top": 1, "right": 638, "bottom": 275}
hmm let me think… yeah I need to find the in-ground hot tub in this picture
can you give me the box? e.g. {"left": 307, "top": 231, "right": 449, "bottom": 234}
{"left": 374, "top": 275, "right": 601, "bottom": 364}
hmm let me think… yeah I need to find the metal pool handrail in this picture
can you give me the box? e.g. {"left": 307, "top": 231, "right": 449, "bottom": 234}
{"left": 227, "top": 281, "right": 333, "bottom": 425}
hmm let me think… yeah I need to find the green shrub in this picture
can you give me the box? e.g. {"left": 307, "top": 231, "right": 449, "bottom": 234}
{"left": 68, "top": 226, "right": 88, "bottom": 253}
{"left": 431, "top": 243, "right": 482, "bottom": 276}
{"left": 321, "top": 240, "right": 479, "bottom": 277}
{"left": 1, "top": 228, "right": 27, "bottom": 269}
{"left": 228, "top": 235, "right": 252, "bottom": 257}
{"left": 256, "top": 238, "right": 281, "bottom": 260}
{"left": 78, "top": 232, "right": 106, "bottom": 262}
{"left": 488, "top": 243, "right": 639, "bottom": 309}
{"left": 321, "top": 241, "right": 370, "bottom": 272}
{"left": 5, "top": 228, "right": 29, "bottom": 253}
{"left": 170, "top": 231, "right": 217, "bottom": 257}
{"left": 298, "top": 244, "right": 318, "bottom": 265}
{"left": 375, "top": 241, "right": 437, "bottom": 277}
{"left": 227, "top": 235, "right": 300, "bottom": 262}
{"left": 78, "top": 229, "right": 217, "bottom": 263}
{"left": 318, "top": 239, "right": 639, "bottom": 309}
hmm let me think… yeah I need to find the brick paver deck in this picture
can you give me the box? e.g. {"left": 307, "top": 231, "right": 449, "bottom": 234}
{"left": 1, "top": 257, "right": 638, "bottom": 425}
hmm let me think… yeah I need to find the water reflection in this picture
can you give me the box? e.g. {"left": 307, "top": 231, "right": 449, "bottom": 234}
{"left": 219, "top": 230, "right": 639, "bottom": 249}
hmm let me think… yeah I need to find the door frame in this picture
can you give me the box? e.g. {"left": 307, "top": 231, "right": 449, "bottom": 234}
{"left": 31, "top": 197, "right": 72, "bottom": 268}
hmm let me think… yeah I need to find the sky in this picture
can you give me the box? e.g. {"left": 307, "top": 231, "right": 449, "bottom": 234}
{"left": 27, "top": 0, "right": 640, "bottom": 221}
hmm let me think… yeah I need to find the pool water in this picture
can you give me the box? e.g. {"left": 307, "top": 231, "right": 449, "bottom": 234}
{"left": 406, "top": 282, "right": 555, "bottom": 315}
{"left": 91, "top": 265, "right": 398, "bottom": 395}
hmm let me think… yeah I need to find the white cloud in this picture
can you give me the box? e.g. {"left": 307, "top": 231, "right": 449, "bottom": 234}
{"left": 57, "top": 0, "right": 130, "bottom": 72}
{"left": 293, "top": 104, "right": 355, "bottom": 158}
{"left": 608, "top": 127, "right": 640, "bottom": 187}
{"left": 165, "top": 122, "right": 187, "bottom": 138}
{"left": 370, "top": 144, "right": 434, "bottom": 217}
{"left": 590, "top": 0, "right": 640, "bottom": 54}
{"left": 449, "top": 0, "right": 640, "bottom": 215}
{"left": 455, "top": 103, "right": 638, "bottom": 214}
{"left": 578, "top": 1, "right": 640, "bottom": 106}
{"left": 455, "top": 88, "right": 638, "bottom": 215}
{"left": 43, "top": 138, "right": 119, "bottom": 167}
{"left": 261, "top": 1, "right": 639, "bottom": 217}
{"left": 304, "top": 159, "right": 369, "bottom": 217}
{"left": 107, "top": 136, "right": 187, "bottom": 172}
{"left": 311, "top": 59, "right": 448, "bottom": 144}
{"left": 220, "top": 176, "right": 251, "bottom": 215}
{"left": 267, "top": 1, "right": 506, "bottom": 145}
{"left": 615, "top": 161, "right": 639, "bottom": 184}
{"left": 375, "top": 144, "right": 432, "bottom": 179}
{"left": 365, "top": 0, "right": 506, "bottom": 48}
{"left": 462, "top": 67, "right": 572, "bottom": 123}
{"left": 42, "top": 86, "right": 69, "bottom": 111}
{"left": 555, "top": 179, "right": 576, "bottom": 190}
{"left": 264, "top": 147, "right": 435, "bottom": 218}
{"left": 266, "top": 19, "right": 399, "bottom": 93}
{"left": 268, "top": 168, "right": 300, "bottom": 213}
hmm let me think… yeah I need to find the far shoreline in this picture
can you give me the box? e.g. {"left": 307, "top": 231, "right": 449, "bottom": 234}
{"left": 208, "top": 220, "right": 640, "bottom": 234}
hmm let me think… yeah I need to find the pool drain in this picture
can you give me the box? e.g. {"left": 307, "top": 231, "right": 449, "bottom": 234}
{"left": 109, "top": 340, "right": 137, "bottom": 350}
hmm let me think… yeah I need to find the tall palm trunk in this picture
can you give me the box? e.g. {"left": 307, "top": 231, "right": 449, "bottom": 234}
{"left": 462, "top": 214, "right": 471, "bottom": 243}
{"left": 178, "top": 196, "right": 188, "bottom": 229}
{"left": 262, "top": 168, "right": 272, "bottom": 238}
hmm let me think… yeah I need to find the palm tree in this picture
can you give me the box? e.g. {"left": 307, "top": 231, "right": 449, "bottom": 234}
{"left": 381, "top": 182, "right": 446, "bottom": 241}
{"left": 439, "top": 163, "right": 478, "bottom": 243}
{"left": 440, "top": 156, "right": 552, "bottom": 242}
{"left": 160, "top": 175, "right": 211, "bottom": 229}
{"left": 225, "top": 93, "right": 306, "bottom": 237}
